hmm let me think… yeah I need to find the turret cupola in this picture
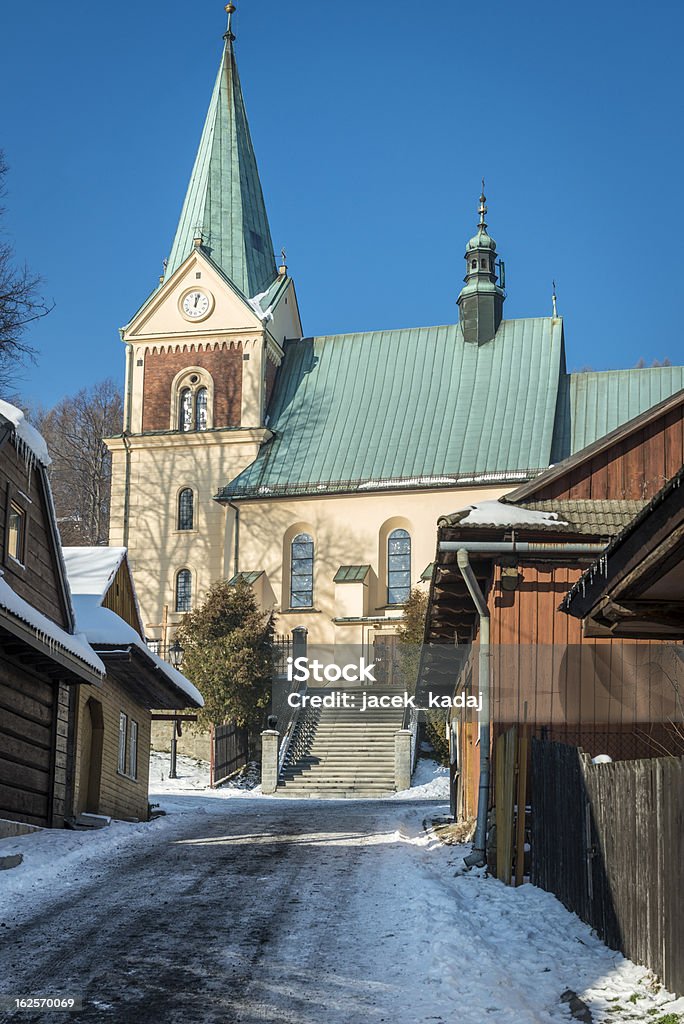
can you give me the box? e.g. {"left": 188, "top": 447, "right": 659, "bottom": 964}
{"left": 457, "top": 184, "right": 506, "bottom": 344}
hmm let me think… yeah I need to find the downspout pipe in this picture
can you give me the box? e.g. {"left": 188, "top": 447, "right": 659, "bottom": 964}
{"left": 457, "top": 549, "right": 491, "bottom": 870}
{"left": 227, "top": 499, "right": 240, "bottom": 578}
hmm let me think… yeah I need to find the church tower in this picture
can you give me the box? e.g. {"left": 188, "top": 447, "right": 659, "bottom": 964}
{"left": 106, "top": 3, "right": 302, "bottom": 641}
{"left": 457, "top": 184, "right": 505, "bottom": 344}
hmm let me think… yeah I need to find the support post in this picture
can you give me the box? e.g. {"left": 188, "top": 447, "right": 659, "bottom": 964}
{"left": 394, "top": 729, "right": 412, "bottom": 792}
{"left": 260, "top": 729, "right": 280, "bottom": 794}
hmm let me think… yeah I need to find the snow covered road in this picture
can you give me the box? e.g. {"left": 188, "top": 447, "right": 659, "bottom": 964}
{"left": 0, "top": 795, "right": 682, "bottom": 1024}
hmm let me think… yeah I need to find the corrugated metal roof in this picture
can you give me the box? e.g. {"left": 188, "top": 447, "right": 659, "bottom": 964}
{"left": 561, "top": 367, "right": 684, "bottom": 455}
{"left": 228, "top": 571, "right": 264, "bottom": 585}
{"left": 220, "top": 317, "right": 565, "bottom": 498}
{"left": 164, "top": 37, "right": 276, "bottom": 298}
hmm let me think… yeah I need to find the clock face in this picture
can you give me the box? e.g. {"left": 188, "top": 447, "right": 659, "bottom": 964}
{"left": 181, "top": 290, "right": 211, "bottom": 320}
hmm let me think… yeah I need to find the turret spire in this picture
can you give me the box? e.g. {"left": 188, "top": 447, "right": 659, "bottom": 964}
{"left": 224, "top": 3, "right": 236, "bottom": 42}
{"left": 163, "top": 2, "right": 277, "bottom": 298}
{"left": 457, "top": 185, "right": 506, "bottom": 345}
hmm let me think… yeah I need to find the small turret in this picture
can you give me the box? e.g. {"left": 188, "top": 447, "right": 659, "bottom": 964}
{"left": 457, "top": 183, "right": 506, "bottom": 344}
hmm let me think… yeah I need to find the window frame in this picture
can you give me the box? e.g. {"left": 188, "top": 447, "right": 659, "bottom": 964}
{"left": 387, "top": 528, "right": 411, "bottom": 606}
{"left": 175, "top": 568, "right": 193, "bottom": 613}
{"left": 4, "top": 485, "right": 29, "bottom": 572}
{"left": 177, "top": 488, "right": 194, "bottom": 532}
{"left": 127, "top": 720, "right": 138, "bottom": 781}
{"left": 117, "top": 711, "right": 128, "bottom": 775}
{"left": 289, "top": 533, "right": 314, "bottom": 609}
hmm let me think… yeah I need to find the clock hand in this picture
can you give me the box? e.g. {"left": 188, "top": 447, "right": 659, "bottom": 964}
{"left": 194, "top": 294, "right": 199, "bottom": 308}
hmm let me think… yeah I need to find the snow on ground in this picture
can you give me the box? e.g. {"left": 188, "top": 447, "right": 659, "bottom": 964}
{"left": 393, "top": 756, "right": 450, "bottom": 799}
{"left": 0, "top": 793, "right": 682, "bottom": 1022}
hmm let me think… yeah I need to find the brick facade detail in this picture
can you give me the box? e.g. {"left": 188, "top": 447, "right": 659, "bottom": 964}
{"left": 142, "top": 344, "right": 243, "bottom": 432}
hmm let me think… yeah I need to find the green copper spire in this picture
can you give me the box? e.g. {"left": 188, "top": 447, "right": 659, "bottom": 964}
{"left": 457, "top": 182, "right": 506, "bottom": 345}
{"left": 164, "top": 4, "right": 277, "bottom": 298}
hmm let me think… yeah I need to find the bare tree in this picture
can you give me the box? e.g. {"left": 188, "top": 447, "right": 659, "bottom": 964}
{"left": 36, "top": 380, "right": 123, "bottom": 546}
{"left": 0, "top": 151, "right": 53, "bottom": 390}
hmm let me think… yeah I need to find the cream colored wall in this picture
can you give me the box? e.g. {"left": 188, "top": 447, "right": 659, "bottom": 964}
{"left": 72, "top": 681, "right": 151, "bottom": 823}
{"left": 108, "top": 431, "right": 267, "bottom": 637}
{"left": 233, "top": 484, "right": 510, "bottom": 644}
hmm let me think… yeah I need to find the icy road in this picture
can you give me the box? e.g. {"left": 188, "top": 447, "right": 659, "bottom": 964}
{"left": 0, "top": 796, "right": 681, "bottom": 1024}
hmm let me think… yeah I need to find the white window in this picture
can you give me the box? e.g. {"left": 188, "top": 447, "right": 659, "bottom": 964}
{"left": 118, "top": 712, "right": 127, "bottom": 774}
{"left": 128, "top": 720, "right": 138, "bottom": 780}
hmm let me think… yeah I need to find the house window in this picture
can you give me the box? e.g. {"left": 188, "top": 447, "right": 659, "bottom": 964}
{"left": 175, "top": 569, "right": 193, "bottom": 612}
{"left": 290, "top": 533, "right": 314, "bottom": 608}
{"left": 128, "top": 720, "right": 138, "bottom": 780}
{"left": 7, "top": 502, "right": 26, "bottom": 564}
{"left": 196, "top": 388, "right": 208, "bottom": 431}
{"left": 388, "top": 529, "right": 411, "bottom": 605}
{"left": 179, "top": 388, "right": 193, "bottom": 432}
{"left": 178, "top": 489, "right": 194, "bottom": 531}
{"left": 118, "top": 712, "right": 128, "bottom": 774}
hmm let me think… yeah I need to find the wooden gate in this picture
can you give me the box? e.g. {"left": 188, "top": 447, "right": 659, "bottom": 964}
{"left": 211, "top": 722, "right": 249, "bottom": 787}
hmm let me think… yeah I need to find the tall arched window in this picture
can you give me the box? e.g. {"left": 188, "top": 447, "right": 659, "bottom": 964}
{"left": 290, "top": 533, "right": 314, "bottom": 608}
{"left": 178, "top": 489, "right": 194, "bottom": 531}
{"left": 196, "top": 388, "right": 208, "bottom": 431}
{"left": 179, "top": 388, "right": 193, "bottom": 432}
{"left": 387, "top": 529, "right": 411, "bottom": 605}
{"left": 175, "top": 569, "right": 192, "bottom": 612}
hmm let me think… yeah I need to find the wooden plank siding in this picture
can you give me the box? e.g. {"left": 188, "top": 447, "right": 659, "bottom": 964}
{"left": 489, "top": 563, "right": 682, "bottom": 762}
{"left": 0, "top": 444, "right": 70, "bottom": 628}
{"left": 0, "top": 651, "right": 55, "bottom": 826}
{"left": 72, "top": 680, "right": 151, "bottom": 822}
{"left": 533, "top": 403, "right": 684, "bottom": 502}
{"left": 102, "top": 562, "right": 144, "bottom": 636}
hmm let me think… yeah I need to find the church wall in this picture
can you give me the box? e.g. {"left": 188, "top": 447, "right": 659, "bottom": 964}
{"left": 141, "top": 344, "right": 243, "bottom": 431}
{"left": 232, "top": 484, "right": 510, "bottom": 645}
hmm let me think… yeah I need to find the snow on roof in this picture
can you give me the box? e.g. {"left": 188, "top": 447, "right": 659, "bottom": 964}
{"left": 62, "top": 547, "right": 127, "bottom": 600}
{"left": 452, "top": 501, "right": 569, "bottom": 529}
{"left": 0, "top": 400, "right": 51, "bottom": 467}
{"left": 0, "top": 576, "right": 104, "bottom": 675}
{"left": 71, "top": 597, "right": 203, "bottom": 708}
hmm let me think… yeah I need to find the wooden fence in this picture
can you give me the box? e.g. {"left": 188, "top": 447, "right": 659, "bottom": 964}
{"left": 531, "top": 740, "right": 684, "bottom": 997}
{"left": 211, "top": 722, "right": 249, "bottom": 787}
{"left": 493, "top": 725, "right": 529, "bottom": 886}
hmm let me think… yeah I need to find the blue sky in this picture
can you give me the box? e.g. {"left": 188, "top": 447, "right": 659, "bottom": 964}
{"left": 1, "top": 0, "right": 683, "bottom": 408}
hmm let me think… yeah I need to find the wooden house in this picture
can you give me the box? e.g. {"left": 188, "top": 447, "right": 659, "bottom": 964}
{"left": 0, "top": 402, "right": 104, "bottom": 831}
{"left": 62, "top": 547, "right": 203, "bottom": 822}
{"left": 424, "top": 388, "right": 684, "bottom": 820}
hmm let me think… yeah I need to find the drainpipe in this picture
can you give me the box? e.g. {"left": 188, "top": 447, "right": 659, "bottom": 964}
{"left": 122, "top": 432, "right": 131, "bottom": 550}
{"left": 121, "top": 343, "right": 134, "bottom": 550}
{"left": 457, "top": 550, "right": 491, "bottom": 869}
{"left": 439, "top": 541, "right": 605, "bottom": 556}
{"left": 227, "top": 500, "right": 240, "bottom": 577}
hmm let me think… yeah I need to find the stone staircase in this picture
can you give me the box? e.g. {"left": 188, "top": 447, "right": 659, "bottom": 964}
{"left": 277, "top": 689, "right": 405, "bottom": 797}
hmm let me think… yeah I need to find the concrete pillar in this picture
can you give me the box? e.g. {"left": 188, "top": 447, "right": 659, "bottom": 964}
{"left": 395, "top": 729, "right": 412, "bottom": 792}
{"left": 260, "top": 729, "right": 280, "bottom": 794}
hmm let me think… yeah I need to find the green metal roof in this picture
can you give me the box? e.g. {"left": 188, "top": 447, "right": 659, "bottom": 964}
{"left": 220, "top": 318, "right": 565, "bottom": 499}
{"left": 333, "top": 565, "right": 371, "bottom": 583}
{"left": 164, "top": 35, "right": 276, "bottom": 298}
{"left": 420, "top": 563, "right": 435, "bottom": 581}
{"left": 551, "top": 366, "right": 684, "bottom": 459}
{"left": 228, "top": 571, "right": 264, "bottom": 585}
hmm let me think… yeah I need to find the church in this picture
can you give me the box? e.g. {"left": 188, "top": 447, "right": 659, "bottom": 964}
{"left": 106, "top": 4, "right": 684, "bottom": 657}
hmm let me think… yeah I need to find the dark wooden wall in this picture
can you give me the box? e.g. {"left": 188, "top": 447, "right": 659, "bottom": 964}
{"left": 534, "top": 402, "right": 684, "bottom": 501}
{"left": 0, "top": 651, "right": 56, "bottom": 827}
{"left": 102, "top": 561, "right": 143, "bottom": 636}
{"left": 0, "top": 443, "right": 70, "bottom": 628}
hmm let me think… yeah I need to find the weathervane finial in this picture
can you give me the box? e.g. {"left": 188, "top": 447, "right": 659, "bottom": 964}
{"left": 225, "top": 2, "right": 237, "bottom": 41}
{"left": 478, "top": 179, "right": 487, "bottom": 231}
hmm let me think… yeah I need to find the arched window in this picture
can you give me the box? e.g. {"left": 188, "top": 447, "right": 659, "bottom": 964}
{"left": 175, "top": 569, "right": 192, "bottom": 612}
{"left": 290, "top": 533, "right": 314, "bottom": 608}
{"left": 178, "top": 489, "right": 194, "bottom": 531}
{"left": 387, "top": 529, "right": 411, "bottom": 605}
{"left": 179, "top": 388, "right": 193, "bottom": 432}
{"left": 196, "top": 388, "right": 208, "bottom": 431}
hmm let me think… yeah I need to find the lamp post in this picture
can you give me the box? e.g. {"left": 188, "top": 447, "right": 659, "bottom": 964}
{"left": 168, "top": 640, "right": 184, "bottom": 780}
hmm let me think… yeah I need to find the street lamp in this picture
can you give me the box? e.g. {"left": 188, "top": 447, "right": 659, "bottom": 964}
{"left": 168, "top": 640, "right": 184, "bottom": 780}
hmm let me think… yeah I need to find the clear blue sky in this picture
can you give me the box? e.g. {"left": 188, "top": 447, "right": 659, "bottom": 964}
{"left": 2, "top": 0, "right": 683, "bottom": 408}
